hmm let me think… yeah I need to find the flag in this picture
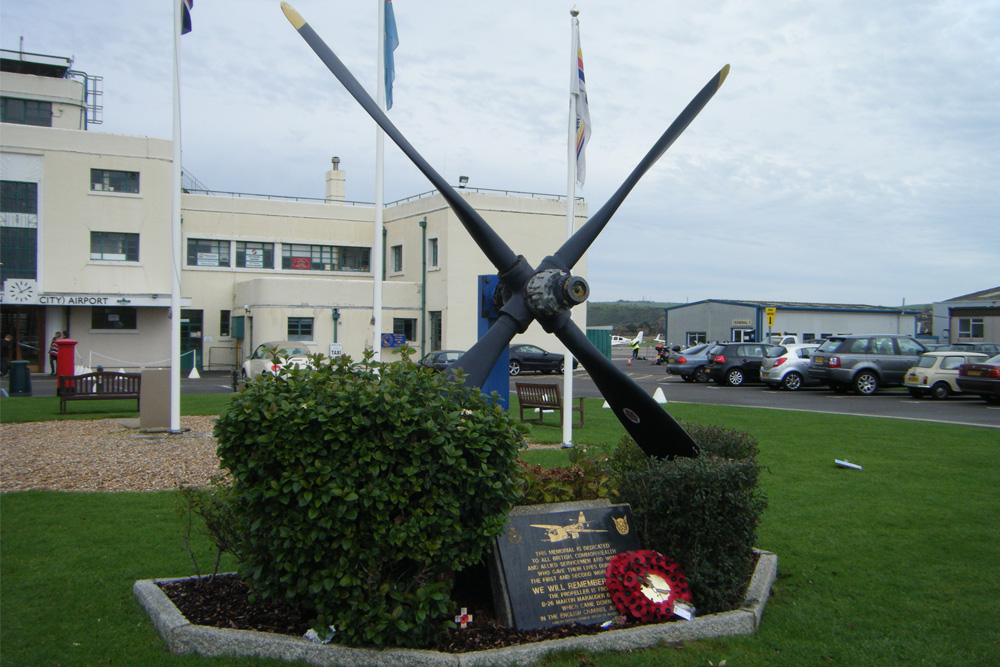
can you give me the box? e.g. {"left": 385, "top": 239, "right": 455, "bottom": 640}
{"left": 384, "top": 0, "right": 399, "bottom": 109}
{"left": 181, "top": 0, "right": 193, "bottom": 35}
{"left": 572, "top": 22, "right": 591, "bottom": 185}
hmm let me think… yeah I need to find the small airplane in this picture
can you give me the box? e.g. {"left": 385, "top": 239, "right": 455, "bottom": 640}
{"left": 531, "top": 511, "right": 608, "bottom": 543}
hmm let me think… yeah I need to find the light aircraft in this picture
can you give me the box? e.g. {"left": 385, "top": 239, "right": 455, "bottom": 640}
{"left": 281, "top": 3, "right": 729, "bottom": 459}
{"left": 530, "top": 512, "right": 608, "bottom": 543}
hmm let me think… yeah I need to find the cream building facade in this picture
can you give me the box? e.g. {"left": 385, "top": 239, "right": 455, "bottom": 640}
{"left": 1, "top": 50, "right": 587, "bottom": 373}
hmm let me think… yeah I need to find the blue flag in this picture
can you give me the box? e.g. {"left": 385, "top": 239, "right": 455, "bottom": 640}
{"left": 384, "top": 0, "right": 399, "bottom": 109}
{"left": 181, "top": 0, "right": 193, "bottom": 34}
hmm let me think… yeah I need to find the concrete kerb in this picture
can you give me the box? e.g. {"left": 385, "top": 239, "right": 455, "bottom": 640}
{"left": 134, "top": 550, "right": 776, "bottom": 666}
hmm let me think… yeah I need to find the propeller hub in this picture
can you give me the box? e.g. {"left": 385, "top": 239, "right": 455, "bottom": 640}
{"left": 524, "top": 269, "right": 590, "bottom": 319}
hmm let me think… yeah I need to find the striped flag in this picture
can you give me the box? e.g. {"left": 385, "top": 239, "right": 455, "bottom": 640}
{"left": 181, "top": 0, "right": 193, "bottom": 34}
{"left": 572, "top": 22, "right": 591, "bottom": 184}
{"left": 384, "top": 0, "right": 399, "bottom": 109}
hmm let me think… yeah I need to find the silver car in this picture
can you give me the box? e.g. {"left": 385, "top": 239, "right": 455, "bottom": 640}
{"left": 665, "top": 343, "right": 712, "bottom": 383}
{"left": 242, "top": 341, "right": 315, "bottom": 379}
{"left": 808, "top": 334, "right": 927, "bottom": 395}
{"left": 760, "top": 343, "right": 820, "bottom": 391}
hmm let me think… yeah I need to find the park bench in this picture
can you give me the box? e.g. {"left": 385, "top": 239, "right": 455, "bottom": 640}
{"left": 58, "top": 371, "right": 141, "bottom": 414}
{"left": 514, "top": 381, "right": 584, "bottom": 427}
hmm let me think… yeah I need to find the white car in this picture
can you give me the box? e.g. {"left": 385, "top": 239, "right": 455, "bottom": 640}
{"left": 904, "top": 351, "right": 987, "bottom": 399}
{"left": 242, "top": 341, "right": 315, "bottom": 379}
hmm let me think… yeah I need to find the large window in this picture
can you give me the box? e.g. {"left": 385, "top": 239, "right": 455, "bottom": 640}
{"left": 92, "top": 306, "right": 137, "bottom": 330}
{"left": 281, "top": 243, "right": 370, "bottom": 272}
{"left": 220, "top": 310, "right": 231, "bottom": 337}
{"left": 90, "top": 169, "right": 139, "bottom": 194}
{"left": 0, "top": 181, "right": 38, "bottom": 283}
{"left": 235, "top": 241, "right": 274, "bottom": 269}
{"left": 1, "top": 97, "right": 52, "bottom": 126}
{"left": 287, "top": 317, "right": 314, "bottom": 341}
{"left": 393, "top": 318, "right": 416, "bottom": 343}
{"left": 686, "top": 332, "right": 707, "bottom": 345}
{"left": 390, "top": 244, "right": 403, "bottom": 273}
{"left": 958, "top": 318, "right": 985, "bottom": 339}
{"left": 90, "top": 232, "right": 139, "bottom": 262}
{"left": 187, "top": 238, "right": 231, "bottom": 267}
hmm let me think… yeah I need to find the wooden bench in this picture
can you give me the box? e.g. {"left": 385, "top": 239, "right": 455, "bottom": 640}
{"left": 515, "top": 382, "right": 584, "bottom": 427}
{"left": 58, "top": 371, "right": 141, "bottom": 414}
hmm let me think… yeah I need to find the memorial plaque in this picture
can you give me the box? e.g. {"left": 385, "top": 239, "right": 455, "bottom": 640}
{"left": 490, "top": 501, "right": 641, "bottom": 630}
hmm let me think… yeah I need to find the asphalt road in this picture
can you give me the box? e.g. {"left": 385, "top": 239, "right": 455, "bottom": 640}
{"left": 9, "top": 354, "right": 999, "bottom": 431}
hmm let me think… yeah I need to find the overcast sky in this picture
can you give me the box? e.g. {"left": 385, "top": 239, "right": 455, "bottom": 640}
{"left": 3, "top": 0, "right": 997, "bottom": 307}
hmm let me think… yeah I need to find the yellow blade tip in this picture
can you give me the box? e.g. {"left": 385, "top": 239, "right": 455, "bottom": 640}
{"left": 281, "top": 2, "right": 306, "bottom": 30}
{"left": 718, "top": 64, "right": 731, "bottom": 88}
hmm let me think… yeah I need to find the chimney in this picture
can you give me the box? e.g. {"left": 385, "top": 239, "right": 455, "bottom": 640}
{"left": 325, "top": 156, "right": 345, "bottom": 202}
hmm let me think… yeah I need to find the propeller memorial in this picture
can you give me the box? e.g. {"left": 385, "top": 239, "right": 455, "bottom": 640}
{"left": 281, "top": 2, "right": 729, "bottom": 459}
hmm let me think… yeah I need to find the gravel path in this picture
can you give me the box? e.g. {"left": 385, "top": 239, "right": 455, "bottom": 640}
{"left": 0, "top": 416, "right": 224, "bottom": 492}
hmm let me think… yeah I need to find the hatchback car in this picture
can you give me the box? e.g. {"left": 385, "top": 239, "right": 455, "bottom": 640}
{"left": 242, "top": 341, "right": 314, "bottom": 379}
{"left": 665, "top": 343, "right": 712, "bottom": 383}
{"left": 704, "top": 343, "right": 771, "bottom": 386}
{"left": 903, "top": 351, "right": 987, "bottom": 399}
{"left": 417, "top": 349, "right": 464, "bottom": 372}
{"left": 508, "top": 344, "right": 578, "bottom": 376}
{"left": 808, "top": 334, "right": 927, "bottom": 395}
{"left": 956, "top": 354, "right": 1000, "bottom": 404}
{"left": 760, "top": 343, "right": 821, "bottom": 391}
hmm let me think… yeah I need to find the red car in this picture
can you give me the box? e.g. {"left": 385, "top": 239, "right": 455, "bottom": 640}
{"left": 956, "top": 354, "right": 1000, "bottom": 404}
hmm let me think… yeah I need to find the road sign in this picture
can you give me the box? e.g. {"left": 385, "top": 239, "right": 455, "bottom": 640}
{"left": 765, "top": 307, "right": 776, "bottom": 327}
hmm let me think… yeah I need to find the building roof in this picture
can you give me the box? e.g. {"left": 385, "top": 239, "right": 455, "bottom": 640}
{"left": 664, "top": 298, "right": 922, "bottom": 315}
{"left": 0, "top": 49, "right": 72, "bottom": 79}
{"left": 943, "top": 286, "right": 1000, "bottom": 303}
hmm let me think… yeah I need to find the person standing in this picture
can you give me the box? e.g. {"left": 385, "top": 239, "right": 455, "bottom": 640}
{"left": 49, "top": 332, "right": 63, "bottom": 375}
{"left": 631, "top": 336, "right": 640, "bottom": 361}
{"left": 1, "top": 333, "right": 12, "bottom": 376}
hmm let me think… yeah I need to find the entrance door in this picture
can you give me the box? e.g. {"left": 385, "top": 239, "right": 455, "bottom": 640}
{"left": 180, "top": 309, "right": 203, "bottom": 372}
{"left": 1, "top": 306, "right": 42, "bottom": 372}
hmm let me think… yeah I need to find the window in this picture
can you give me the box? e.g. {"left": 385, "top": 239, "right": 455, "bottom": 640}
{"left": 686, "top": 332, "right": 707, "bottom": 345}
{"left": 428, "top": 237, "right": 439, "bottom": 268}
{"left": 282, "top": 243, "right": 371, "bottom": 272}
{"left": 235, "top": 241, "right": 274, "bottom": 269}
{"left": 220, "top": 310, "right": 231, "bottom": 337}
{"left": 92, "top": 306, "right": 137, "bottom": 330}
{"left": 958, "top": 318, "right": 984, "bottom": 339}
{"left": 1, "top": 181, "right": 38, "bottom": 283}
{"left": 896, "top": 337, "right": 925, "bottom": 355}
{"left": 393, "top": 318, "right": 416, "bottom": 343}
{"left": 1, "top": 97, "right": 52, "bottom": 126}
{"left": 187, "top": 238, "right": 231, "bottom": 267}
{"left": 287, "top": 317, "right": 314, "bottom": 341}
{"left": 90, "top": 232, "right": 139, "bottom": 262}
{"left": 90, "top": 169, "right": 140, "bottom": 194}
{"left": 391, "top": 244, "right": 403, "bottom": 273}
{"left": 429, "top": 311, "right": 442, "bottom": 351}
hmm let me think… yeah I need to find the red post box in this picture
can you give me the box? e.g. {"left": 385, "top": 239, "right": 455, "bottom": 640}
{"left": 56, "top": 338, "right": 77, "bottom": 393}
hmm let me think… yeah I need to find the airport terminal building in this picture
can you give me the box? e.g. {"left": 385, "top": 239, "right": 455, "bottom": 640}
{"left": 1, "top": 50, "right": 587, "bottom": 373}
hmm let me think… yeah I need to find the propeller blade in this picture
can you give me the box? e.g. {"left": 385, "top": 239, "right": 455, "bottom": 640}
{"left": 280, "top": 2, "right": 519, "bottom": 274}
{"left": 445, "top": 311, "right": 524, "bottom": 389}
{"left": 554, "top": 319, "right": 699, "bottom": 459}
{"left": 554, "top": 65, "right": 730, "bottom": 271}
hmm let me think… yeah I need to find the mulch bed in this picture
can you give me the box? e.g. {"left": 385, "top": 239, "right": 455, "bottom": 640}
{"left": 160, "top": 571, "right": 643, "bottom": 653}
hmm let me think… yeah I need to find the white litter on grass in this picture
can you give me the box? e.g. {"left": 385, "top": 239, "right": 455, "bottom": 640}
{"left": 835, "top": 459, "right": 863, "bottom": 470}
{"left": 304, "top": 626, "right": 336, "bottom": 644}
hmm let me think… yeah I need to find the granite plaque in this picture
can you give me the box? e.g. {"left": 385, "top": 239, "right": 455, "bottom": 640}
{"left": 490, "top": 501, "right": 641, "bottom": 630}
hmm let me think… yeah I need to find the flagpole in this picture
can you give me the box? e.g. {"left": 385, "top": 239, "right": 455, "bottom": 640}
{"left": 562, "top": 7, "right": 581, "bottom": 449}
{"left": 169, "top": 0, "right": 184, "bottom": 433}
{"left": 372, "top": 0, "right": 387, "bottom": 363}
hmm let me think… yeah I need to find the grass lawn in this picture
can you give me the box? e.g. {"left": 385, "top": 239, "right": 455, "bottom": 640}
{"left": 1, "top": 397, "right": 998, "bottom": 665}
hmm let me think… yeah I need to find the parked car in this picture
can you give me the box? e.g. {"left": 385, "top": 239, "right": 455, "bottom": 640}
{"left": 417, "top": 349, "right": 465, "bottom": 373}
{"left": 760, "top": 343, "right": 821, "bottom": 391}
{"left": 938, "top": 342, "right": 1000, "bottom": 357}
{"left": 665, "top": 343, "right": 712, "bottom": 383}
{"left": 508, "top": 344, "right": 578, "bottom": 376}
{"left": 704, "top": 343, "right": 772, "bottom": 386}
{"left": 808, "top": 334, "right": 927, "bottom": 395}
{"left": 903, "top": 351, "right": 988, "bottom": 399}
{"left": 956, "top": 354, "right": 1000, "bottom": 404}
{"left": 242, "top": 341, "right": 314, "bottom": 379}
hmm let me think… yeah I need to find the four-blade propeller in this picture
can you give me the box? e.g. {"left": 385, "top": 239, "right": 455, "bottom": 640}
{"left": 282, "top": 2, "right": 728, "bottom": 459}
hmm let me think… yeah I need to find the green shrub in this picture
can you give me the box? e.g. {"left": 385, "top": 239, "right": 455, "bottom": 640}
{"left": 174, "top": 475, "right": 243, "bottom": 581}
{"left": 611, "top": 426, "right": 767, "bottom": 614}
{"left": 214, "top": 351, "right": 525, "bottom": 648}
{"left": 518, "top": 448, "right": 614, "bottom": 505}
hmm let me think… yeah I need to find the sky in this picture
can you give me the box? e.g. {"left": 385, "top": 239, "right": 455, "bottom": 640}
{"left": 2, "top": 0, "right": 997, "bottom": 307}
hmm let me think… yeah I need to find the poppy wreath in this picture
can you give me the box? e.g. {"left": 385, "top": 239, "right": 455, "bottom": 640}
{"left": 605, "top": 550, "right": 692, "bottom": 622}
